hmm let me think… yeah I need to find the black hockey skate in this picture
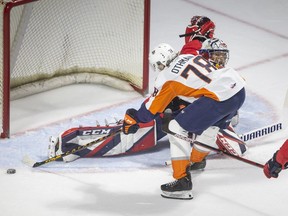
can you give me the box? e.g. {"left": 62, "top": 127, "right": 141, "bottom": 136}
{"left": 161, "top": 172, "right": 193, "bottom": 200}
{"left": 189, "top": 159, "right": 206, "bottom": 171}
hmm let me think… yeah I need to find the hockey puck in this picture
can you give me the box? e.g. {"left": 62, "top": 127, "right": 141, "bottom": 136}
{"left": 7, "top": 168, "right": 16, "bottom": 174}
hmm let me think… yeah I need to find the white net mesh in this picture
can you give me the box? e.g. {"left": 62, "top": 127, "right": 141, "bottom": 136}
{"left": 10, "top": 0, "right": 145, "bottom": 89}
{"left": 0, "top": 0, "right": 148, "bottom": 137}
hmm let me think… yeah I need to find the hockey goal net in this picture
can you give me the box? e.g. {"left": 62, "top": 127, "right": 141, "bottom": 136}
{"left": 0, "top": 0, "right": 150, "bottom": 138}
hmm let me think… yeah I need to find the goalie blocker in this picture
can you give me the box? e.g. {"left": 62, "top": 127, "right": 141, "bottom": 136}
{"left": 48, "top": 116, "right": 167, "bottom": 162}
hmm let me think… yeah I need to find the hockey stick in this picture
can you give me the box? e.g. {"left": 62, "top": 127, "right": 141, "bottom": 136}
{"left": 239, "top": 122, "right": 283, "bottom": 142}
{"left": 179, "top": 32, "right": 195, "bottom": 38}
{"left": 165, "top": 121, "right": 285, "bottom": 166}
{"left": 164, "top": 122, "right": 284, "bottom": 165}
{"left": 239, "top": 88, "right": 288, "bottom": 142}
{"left": 164, "top": 89, "right": 288, "bottom": 166}
{"left": 23, "top": 128, "right": 122, "bottom": 168}
{"left": 162, "top": 124, "right": 264, "bottom": 168}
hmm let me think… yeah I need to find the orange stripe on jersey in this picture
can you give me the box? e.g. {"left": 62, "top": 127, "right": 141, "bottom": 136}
{"left": 148, "top": 82, "right": 176, "bottom": 114}
{"left": 148, "top": 81, "right": 220, "bottom": 114}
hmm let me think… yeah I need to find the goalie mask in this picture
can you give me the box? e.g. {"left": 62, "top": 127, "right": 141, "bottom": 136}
{"left": 199, "top": 38, "right": 229, "bottom": 69}
{"left": 149, "top": 43, "right": 177, "bottom": 72}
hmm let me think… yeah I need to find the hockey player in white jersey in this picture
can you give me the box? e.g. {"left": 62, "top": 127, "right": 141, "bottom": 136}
{"left": 47, "top": 16, "right": 239, "bottom": 168}
{"left": 123, "top": 38, "right": 247, "bottom": 200}
{"left": 47, "top": 44, "right": 189, "bottom": 163}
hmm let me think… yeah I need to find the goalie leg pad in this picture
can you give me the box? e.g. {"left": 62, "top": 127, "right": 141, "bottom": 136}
{"left": 48, "top": 136, "right": 59, "bottom": 158}
{"left": 48, "top": 133, "right": 80, "bottom": 162}
{"left": 216, "top": 128, "right": 248, "bottom": 156}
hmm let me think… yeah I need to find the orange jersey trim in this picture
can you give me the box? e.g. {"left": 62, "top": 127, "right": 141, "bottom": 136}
{"left": 148, "top": 81, "right": 219, "bottom": 114}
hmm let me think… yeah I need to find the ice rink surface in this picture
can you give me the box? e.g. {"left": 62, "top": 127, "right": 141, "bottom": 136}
{"left": 1, "top": 0, "right": 288, "bottom": 215}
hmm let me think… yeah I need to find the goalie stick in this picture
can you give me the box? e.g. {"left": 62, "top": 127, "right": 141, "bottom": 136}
{"left": 161, "top": 123, "right": 264, "bottom": 169}
{"left": 23, "top": 128, "right": 122, "bottom": 168}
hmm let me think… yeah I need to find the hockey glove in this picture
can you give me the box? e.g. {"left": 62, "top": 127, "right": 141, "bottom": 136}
{"left": 263, "top": 151, "right": 282, "bottom": 178}
{"left": 123, "top": 108, "right": 140, "bottom": 135}
{"left": 181, "top": 16, "right": 215, "bottom": 44}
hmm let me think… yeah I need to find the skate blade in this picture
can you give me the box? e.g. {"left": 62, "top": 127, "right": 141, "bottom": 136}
{"left": 190, "top": 168, "right": 205, "bottom": 173}
{"left": 161, "top": 190, "right": 193, "bottom": 200}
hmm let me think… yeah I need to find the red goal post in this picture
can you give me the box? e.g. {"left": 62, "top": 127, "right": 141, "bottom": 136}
{"left": 0, "top": 0, "right": 150, "bottom": 138}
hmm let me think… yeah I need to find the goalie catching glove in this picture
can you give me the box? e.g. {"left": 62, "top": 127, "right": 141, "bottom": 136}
{"left": 123, "top": 108, "right": 140, "bottom": 135}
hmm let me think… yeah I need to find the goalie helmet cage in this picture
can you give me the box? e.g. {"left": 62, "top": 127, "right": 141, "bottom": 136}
{"left": 0, "top": 0, "right": 150, "bottom": 138}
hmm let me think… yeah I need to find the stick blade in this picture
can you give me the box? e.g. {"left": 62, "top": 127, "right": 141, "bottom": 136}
{"left": 22, "top": 155, "right": 37, "bottom": 167}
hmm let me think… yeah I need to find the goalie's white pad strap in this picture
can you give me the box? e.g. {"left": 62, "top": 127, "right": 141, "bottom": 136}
{"left": 48, "top": 136, "right": 58, "bottom": 158}
{"left": 194, "top": 125, "right": 247, "bottom": 156}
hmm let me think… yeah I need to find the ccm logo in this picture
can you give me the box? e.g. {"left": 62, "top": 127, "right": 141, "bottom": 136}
{"left": 217, "top": 136, "right": 238, "bottom": 156}
{"left": 82, "top": 129, "right": 111, "bottom": 135}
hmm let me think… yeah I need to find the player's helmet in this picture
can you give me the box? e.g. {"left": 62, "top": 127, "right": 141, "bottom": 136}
{"left": 182, "top": 16, "right": 215, "bottom": 44}
{"left": 199, "top": 38, "right": 229, "bottom": 69}
{"left": 149, "top": 43, "right": 177, "bottom": 72}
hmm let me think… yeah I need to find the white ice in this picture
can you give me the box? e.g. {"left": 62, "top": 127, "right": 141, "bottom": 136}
{"left": 1, "top": 0, "right": 288, "bottom": 216}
